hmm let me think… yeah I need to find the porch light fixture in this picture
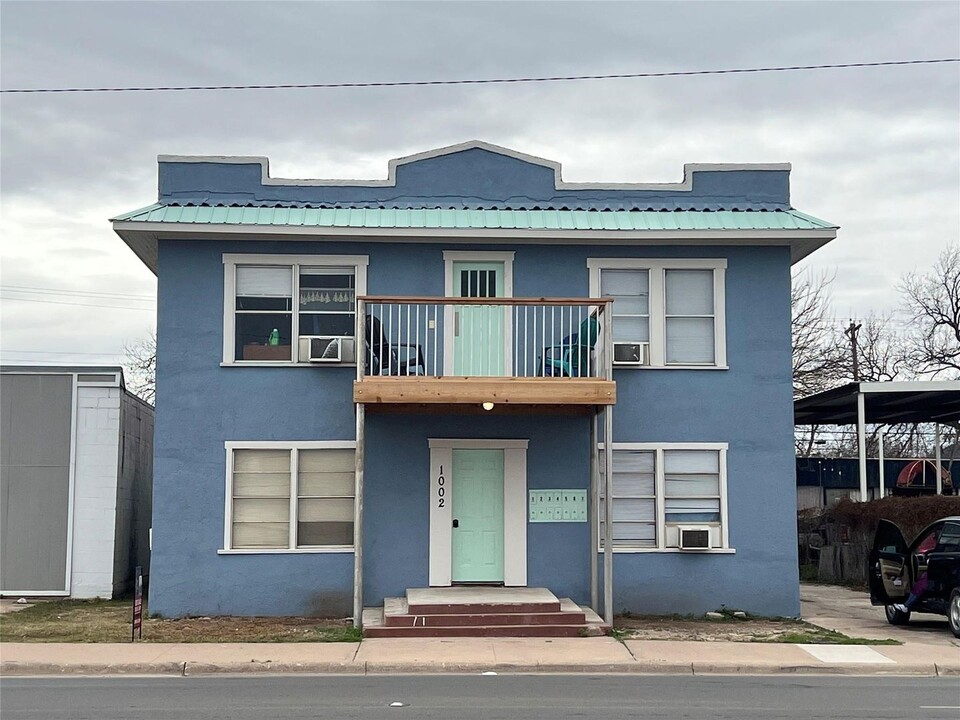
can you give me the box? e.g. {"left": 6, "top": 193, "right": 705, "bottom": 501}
{"left": 482, "top": 402, "right": 495, "bottom": 411}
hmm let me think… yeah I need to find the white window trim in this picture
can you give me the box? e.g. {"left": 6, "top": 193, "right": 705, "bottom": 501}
{"left": 587, "top": 258, "right": 727, "bottom": 369}
{"left": 598, "top": 442, "right": 732, "bottom": 553}
{"left": 221, "top": 440, "right": 356, "bottom": 554}
{"left": 442, "top": 250, "right": 515, "bottom": 298}
{"left": 222, "top": 253, "right": 368, "bottom": 366}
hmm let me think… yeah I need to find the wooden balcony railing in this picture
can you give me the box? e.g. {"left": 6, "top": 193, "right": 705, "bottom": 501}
{"left": 353, "top": 296, "right": 615, "bottom": 408}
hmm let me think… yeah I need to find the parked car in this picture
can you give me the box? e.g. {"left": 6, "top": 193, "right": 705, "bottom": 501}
{"left": 869, "top": 516, "right": 960, "bottom": 638}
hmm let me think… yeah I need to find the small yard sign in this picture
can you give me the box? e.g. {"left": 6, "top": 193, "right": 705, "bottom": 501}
{"left": 131, "top": 566, "right": 143, "bottom": 641}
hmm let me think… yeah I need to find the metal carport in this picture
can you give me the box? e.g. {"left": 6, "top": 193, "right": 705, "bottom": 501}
{"left": 794, "top": 381, "right": 960, "bottom": 500}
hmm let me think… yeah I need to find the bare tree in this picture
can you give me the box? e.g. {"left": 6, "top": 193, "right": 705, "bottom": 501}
{"left": 792, "top": 269, "right": 845, "bottom": 397}
{"left": 792, "top": 270, "right": 846, "bottom": 454}
{"left": 123, "top": 333, "right": 156, "bottom": 405}
{"left": 900, "top": 243, "right": 960, "bottom": 378}
{"left": 844, "top": 313, "right": 910, "bottom": 383}
{"left": 827, "top": 313, "right": 917, "bottom": 457}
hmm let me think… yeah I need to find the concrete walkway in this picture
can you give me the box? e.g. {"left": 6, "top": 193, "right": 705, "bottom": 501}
{"left": 2, "top": 635, "right": 958, "bottom": 676}
{"left": 2, "top": 584, "right": 957, "bottom": 677}
{"left": 800, "top": 583, "right": 959, "bottom": 647}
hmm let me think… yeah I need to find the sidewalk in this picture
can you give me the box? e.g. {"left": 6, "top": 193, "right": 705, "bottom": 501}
{"left": 2, "top": 636, "right": 958, "bottom": 676}
{"left": 4, "top": 585, "right": 958, "bottom": 677}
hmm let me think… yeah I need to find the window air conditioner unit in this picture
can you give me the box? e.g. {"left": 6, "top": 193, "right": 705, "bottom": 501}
{"left": 301, "top": 336, "right": 356, "bottom": 364}
{"left": 678, "top": 526, "right": 712, "bottom": 551}
{"left": 613, "top": 341, "right": 648, "bottom": 366}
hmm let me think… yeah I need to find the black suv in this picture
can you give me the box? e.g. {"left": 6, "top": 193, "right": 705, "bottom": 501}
{"left": 869, "top": 516, "right": 960, "bottom": 638}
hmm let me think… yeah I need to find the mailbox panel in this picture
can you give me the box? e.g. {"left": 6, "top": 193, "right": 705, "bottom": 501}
{"left": 528, "top": 489, "right": 587, "bottom": 523}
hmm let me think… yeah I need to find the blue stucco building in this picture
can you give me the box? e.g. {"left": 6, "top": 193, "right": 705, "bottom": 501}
{"left": 113, "top": 141, "right": 838, "bottom": 626}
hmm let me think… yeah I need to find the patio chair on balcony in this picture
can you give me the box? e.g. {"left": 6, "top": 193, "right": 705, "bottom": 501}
{"left": 538, "top": 315, "right": 600, "bottom": 377}
{"left": 364, "top": 314, "right": 425, "bottom": 376}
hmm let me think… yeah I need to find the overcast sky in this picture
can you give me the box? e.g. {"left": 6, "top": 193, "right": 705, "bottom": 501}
{"left": 1, "top": 0, "right": 958, "bottom": 368}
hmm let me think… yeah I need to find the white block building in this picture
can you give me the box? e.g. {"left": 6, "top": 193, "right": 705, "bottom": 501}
{"left": 1, "top": 366, "right": 154, "bottom": 598}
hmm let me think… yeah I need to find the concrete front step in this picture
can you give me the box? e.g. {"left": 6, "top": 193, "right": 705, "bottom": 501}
{"left": 385, "top": 611, "right": 588, "bottom": 627}
{"left": 383, "top": 597, "right": 586, "bottom": 627}
{"left": 364, "top": 623, "right": 592, "bottom": 638}
{"left": 363, "top": 590, "right": 605, "bottom": 638}
{"left": 404, "top": 586, "right": 562, "bottom": 615}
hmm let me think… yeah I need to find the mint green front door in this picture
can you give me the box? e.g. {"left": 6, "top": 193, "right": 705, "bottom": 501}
{"left": 453, "top": 261, "right": 505, "bottom": 376}
{"left": 451, "top": 449, "right": 505, "bottom": 583}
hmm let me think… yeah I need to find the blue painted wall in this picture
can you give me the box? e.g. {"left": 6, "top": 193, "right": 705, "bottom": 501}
{"left": 150, "top": 235, "right": 798, "bottom": 618}
{"left": 158, "top": 147, "right": 791, "bottom": 210}
{"left": 364, "top": 415, "right": 591, "bottom": 606}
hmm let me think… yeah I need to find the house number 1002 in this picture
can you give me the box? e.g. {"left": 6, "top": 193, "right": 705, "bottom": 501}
{"left": 437, "top": 465, "right": 445, "bottom": 508}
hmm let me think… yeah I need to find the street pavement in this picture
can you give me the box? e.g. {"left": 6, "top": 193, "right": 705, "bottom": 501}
{"left": 1, "top": 584, "right": 958, "bottom": 677}
{"left": 2, "top": 675, "right": 958, "bottom": 719}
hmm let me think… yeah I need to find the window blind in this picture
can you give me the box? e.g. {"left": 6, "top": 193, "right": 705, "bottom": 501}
{"left": 231, "top": 449, "right": 291, "bottom": 548}
{"left": 665, "top": 269, "right": 714, "bottom": 363}
{"left": 236, "top": 266, "right": 292, "bottom": 297}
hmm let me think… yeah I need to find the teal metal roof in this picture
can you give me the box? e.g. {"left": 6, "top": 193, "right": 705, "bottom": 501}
{"left": 113, "top": 204, "right": 836, "bottom": 231}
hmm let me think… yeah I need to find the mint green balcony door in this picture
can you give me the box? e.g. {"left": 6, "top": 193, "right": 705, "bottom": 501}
{"left": 453, "top": 261, "right": 505, "bottom": 376}
{"left": 452, "top": 449, "right": 505, "bottom": 583}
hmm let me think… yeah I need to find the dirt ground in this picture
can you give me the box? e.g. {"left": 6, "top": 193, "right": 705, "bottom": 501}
{"left": 612, "top": 613, "right": 891, "bottom": 644}
{"left": 0, "top": 599, "right": 359, "bottom": 643}
{"left": 1, "top": 599, "right": 890, "bottom": 645}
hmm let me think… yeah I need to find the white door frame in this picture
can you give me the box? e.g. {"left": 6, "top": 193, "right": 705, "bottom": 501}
{"left": 428, "top": 438, "right": 528, "bottom": 587}
{"left": 442, "top": 251, "right": 515, "bottom": 376}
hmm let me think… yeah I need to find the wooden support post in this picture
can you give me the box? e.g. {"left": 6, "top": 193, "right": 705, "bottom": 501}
{"left": 353, "top": 402, "right": 365, "bottom": 629}
{"left": 353, "top": 298, "right": 365, "bottom": 629}
{"left": 603, "top": 405, "right": 614, "bottom": 626}
{"left": 590, "top": 411, "right": 599, "bottom": 614}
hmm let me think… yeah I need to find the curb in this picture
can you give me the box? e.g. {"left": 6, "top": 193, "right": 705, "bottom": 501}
{"left": 1, "top": 662, "right": 185, "bottom": 676}
{"left": 3, "top": 661, "right": 955, "bottom": 677}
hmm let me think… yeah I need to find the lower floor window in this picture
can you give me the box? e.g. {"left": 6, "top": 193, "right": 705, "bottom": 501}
{"left": 227, "top": 444, "right": 356, "bottom": 550}
{"left": 599, "top": 444, "right": 728, "bottom": 550}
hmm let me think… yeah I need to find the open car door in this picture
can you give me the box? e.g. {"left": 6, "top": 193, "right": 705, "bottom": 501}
{"left": 869, "top": 519, "right": 910, "bottom": 606}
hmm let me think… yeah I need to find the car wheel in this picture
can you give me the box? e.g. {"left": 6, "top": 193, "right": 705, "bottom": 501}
{"left": 949, "top": 589, "right": 960, "bottom": 639}
{"left": 884, "top": 604, "right": 911, "bottom": 625}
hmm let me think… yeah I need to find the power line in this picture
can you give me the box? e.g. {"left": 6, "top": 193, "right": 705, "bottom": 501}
{"left": 2, "top": 284, "right": 154, "bottom": 300}
{"left": 2, "top": 58, "right": 957, "bottom": 94}
{"left": 0, "top": 296, "right": 154, "bottom": 311}
{"left": 0, "top": 360, "right": 122, "bottom": 367}
{"left": 1, "top": 349, "right": 124, "bottom": 357}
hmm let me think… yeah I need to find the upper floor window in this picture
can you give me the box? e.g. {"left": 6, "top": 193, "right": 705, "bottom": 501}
{"left": 588, "top": 258, "right": 726, "bottom": 368}
{"left": 223, "top": 254, "right": 368, "bottom": 365}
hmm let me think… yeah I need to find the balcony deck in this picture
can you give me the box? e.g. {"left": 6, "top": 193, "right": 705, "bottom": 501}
{"left": 354, "top": 376, "right": 616, "bottom": 413}
{"left": 354, "top": 295, "right": 615, "bottom": 413}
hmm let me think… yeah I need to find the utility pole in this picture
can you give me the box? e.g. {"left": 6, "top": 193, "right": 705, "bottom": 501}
{"left": 844, "top": 320, "right": 862, "bottom": 381}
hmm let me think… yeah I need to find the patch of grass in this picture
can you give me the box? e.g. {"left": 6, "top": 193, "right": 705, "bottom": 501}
{"left": 799, "top": 563, "right": 819, "bottom": 582}
{"left": 611, "top": 611, "right": 901, "bottom": 645}
{"left": 1, "top": 599, "right": 132, "bottom": 643}
{"left": 606, "top": 627, "right": 631, "bottom": 642}
{"left": 1, "top": 599, "right": 361, "bottom": 643}
{"left": 755, "top": 628, "right": 900, "bottom": 646}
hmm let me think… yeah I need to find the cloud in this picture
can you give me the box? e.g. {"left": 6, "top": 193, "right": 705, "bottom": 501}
{"left": 1, "top": 0, "right": 958, "bottom": 364}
